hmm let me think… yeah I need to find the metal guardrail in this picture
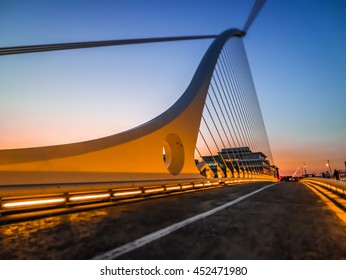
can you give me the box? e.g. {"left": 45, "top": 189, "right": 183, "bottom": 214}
{"left": 0, "top": 176, "right": 277, "bottom": 215}
{"left": 301, "top": 177, "right": 346, "bottom": 196}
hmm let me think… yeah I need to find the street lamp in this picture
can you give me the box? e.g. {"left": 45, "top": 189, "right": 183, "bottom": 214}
{"left": 326, "top": 160, "right": 332, "bottom": 176}
{"left": 303, "top": 162, "right": 307, "bottom": 176}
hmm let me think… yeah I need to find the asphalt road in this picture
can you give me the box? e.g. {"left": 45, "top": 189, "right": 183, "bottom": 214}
{"left": 0, "top": 181, "right": 345, "bottom": 259}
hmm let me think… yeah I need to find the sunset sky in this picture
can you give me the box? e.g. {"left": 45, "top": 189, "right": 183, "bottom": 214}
{"left": 1, "top": 0, "right": 345, "bottom": 176}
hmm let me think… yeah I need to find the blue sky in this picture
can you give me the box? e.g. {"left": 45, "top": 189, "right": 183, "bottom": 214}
{"left": 1, "top": 0, "right": 345, "bottom": 175}
{"left": 245, "top": 0, "right": 346, "bottom": 174}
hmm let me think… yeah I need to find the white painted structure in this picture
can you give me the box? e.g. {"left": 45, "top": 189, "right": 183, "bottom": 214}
{"left": 0, "top": 29, "right": 248, "bottom": 187}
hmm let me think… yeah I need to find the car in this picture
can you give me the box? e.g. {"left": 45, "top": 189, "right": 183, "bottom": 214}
{"left": 280, "top": 176, "right": 291, "bottom": 182}
{"left": 279, "top": 176, "right": 300, "bottom": 182}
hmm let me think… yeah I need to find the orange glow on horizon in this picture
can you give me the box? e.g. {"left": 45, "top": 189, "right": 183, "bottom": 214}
{"left": 271, "top": 147, "right": 345, "bottom": 176}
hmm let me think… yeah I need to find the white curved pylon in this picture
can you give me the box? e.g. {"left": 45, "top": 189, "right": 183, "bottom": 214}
{"left": 0, "top": 29, "right": 244, "bottom": 185}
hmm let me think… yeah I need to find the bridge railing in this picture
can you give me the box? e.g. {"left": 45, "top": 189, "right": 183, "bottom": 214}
{"left": 0, "top": 176, "right": 276, "bottom": 216}
{"left": 301, "top": 177, "right": 346, "bottom": 196}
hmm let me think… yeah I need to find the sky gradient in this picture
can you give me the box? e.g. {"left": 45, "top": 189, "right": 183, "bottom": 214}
{"left": 1, "top": 0, "right": 345, "bottom": 176}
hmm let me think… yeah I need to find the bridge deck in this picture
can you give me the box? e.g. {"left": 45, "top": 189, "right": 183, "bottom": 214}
{"left": 0, "top": 181, "right": 345, "bottom": 259}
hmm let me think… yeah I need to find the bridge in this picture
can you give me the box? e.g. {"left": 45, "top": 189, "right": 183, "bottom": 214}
{"left": 0, "top": 0, "right": 345, "bottom": 260}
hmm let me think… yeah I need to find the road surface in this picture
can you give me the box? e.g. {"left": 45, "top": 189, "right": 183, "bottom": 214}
{"left": 0, "top": 181, "right": 345, "bottom": 259}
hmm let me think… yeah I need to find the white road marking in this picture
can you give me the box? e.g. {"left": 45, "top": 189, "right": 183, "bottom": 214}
{"left": 92, "top": 182, "right": 279, "bottom": 259}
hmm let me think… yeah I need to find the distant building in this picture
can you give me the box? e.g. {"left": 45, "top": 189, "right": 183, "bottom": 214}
{"left": 201, "top": 146, "right": 277, "bottom": 177}
{"left": 271, "top": 165, "right": 279, "bottom": 179}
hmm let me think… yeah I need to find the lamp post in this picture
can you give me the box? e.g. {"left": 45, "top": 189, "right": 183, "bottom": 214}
{"left": 326, "top": 160, "right": 332, "bottom": 176}
{"left": 303, "top": 162, "right": 307, "bottom": 176}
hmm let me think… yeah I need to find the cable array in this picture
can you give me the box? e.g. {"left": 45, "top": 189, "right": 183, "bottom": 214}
{"left": 195, "top": 37, "right": 274, "bottom": 178}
